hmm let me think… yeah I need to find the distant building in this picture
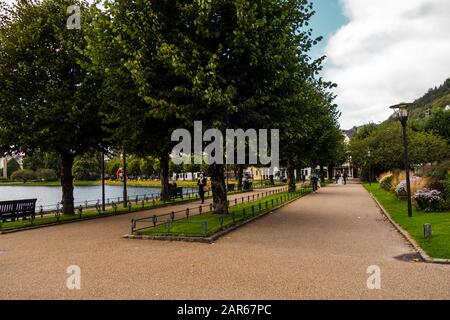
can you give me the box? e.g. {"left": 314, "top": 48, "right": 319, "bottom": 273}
{"left": 0, "top": 154, "right": 24, "bottom": 178}
{"left": 299, "top": 131, "right": 356, "bottom": 181}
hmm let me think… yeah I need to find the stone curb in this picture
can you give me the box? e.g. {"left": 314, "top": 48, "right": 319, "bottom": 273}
{"left": 123, "top": 191, "right": 313, "bottom": 243}
{"left": 368, "top": 192, "right": 450, "bottom": 264}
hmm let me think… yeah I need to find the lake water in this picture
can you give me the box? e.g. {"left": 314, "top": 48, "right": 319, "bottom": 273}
{"left": 0, "top": 185, "right": 197, "bottom": 211}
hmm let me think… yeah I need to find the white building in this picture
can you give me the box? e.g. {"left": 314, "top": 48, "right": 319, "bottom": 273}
{"left": 0, "top": 157, "right": 7, "bottom": 178}
{"left": 0, "top": 155, "right": 24, "bottom": 178}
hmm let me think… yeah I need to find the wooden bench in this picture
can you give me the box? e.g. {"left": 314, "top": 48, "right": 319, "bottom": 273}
{"left": 169, "top": 187, "right": 183, "bottom": 200}
{"left": 0, "top": 199, "right": 37, "bottom": 222}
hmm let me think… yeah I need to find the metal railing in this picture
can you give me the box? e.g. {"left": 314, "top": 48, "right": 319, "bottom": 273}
{"left": 33, "top": 181, "right": 283, "bottom": 215}
{"left": 131, "top": 186, "right": 310, "bottom": 235}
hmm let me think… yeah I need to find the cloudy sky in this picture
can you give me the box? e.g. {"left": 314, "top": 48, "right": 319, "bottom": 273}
{"left": 4, "top": 0, "right": 450, "bottom": 129}
{"left": 311, "top": 0, "right": 450, "bottom": 129}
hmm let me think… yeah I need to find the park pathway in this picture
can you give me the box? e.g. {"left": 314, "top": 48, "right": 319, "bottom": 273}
{"left": 1, "top": 182, "right": 449, "bottom": 299}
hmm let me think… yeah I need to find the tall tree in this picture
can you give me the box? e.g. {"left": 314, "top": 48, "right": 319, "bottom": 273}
{"left": 0, "top": 0, "right": 104, "bottom": 214}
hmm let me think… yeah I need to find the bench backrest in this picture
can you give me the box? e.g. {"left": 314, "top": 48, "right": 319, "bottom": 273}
{"left": 0, "top": 199, "right": 37, "bottom": 214}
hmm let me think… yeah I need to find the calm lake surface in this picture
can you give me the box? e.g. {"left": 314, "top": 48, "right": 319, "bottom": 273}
{"left": 0, "top": 185, "right": 196, "bottom": 210}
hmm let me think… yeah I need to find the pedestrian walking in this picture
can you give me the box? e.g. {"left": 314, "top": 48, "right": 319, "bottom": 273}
{"left": 197, "top": 173, "right": 208, "bottom": 204}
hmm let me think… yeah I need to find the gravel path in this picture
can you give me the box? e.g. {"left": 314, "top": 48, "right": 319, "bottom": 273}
{"left": 1, "top": 182, "right": 449, "bottom": 299}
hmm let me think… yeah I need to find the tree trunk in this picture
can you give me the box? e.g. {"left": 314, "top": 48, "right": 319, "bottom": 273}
{"left": 123, "top": 152, "right": 127, "bottom": 208}
{"left": 328, "top": 165, "right": 334, "bottom": 181}
{"left": 237, "top": 165, "right": 244, "bottom": 191}
{"left": 61, "top": 154, "right": 75, "bottom": 215}
{"left": 287, "top": 161, "right": 296, "bottom": 192}
{"left": 209, "top": 164, "right": 228, "bottom": 214}
{"left": 160, "top": 153, "right": 170, "bottom": 201}
{"left": 320, "top": 165, "right": 325, "bottom": 183}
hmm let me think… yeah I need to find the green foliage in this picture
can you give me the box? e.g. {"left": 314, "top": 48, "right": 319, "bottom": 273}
{"left": 424, "top": 108, "right": 450, "bottom": 143}
{"left": 349, "top": 121, "right": 449, "bottom": 179}
{"left": 0, "top": 0, "right": 106, "bottom": 214}
{"left": 410, "top": 78, "right": 450, "bottom": 116}
{"left": 140, "top": 158, "right": 155, "bottom": 177}
{"left": 36, "top": 168, "right": 58, "bottom": 181}
{"left": 7, "top": 158, "right": 20, "bottom": 178}
{"left": 127, "top": 158, "right": 142, "bottom": 178}
{"left": 106, "top": 158, "right": 122, "bottom": 178}
{"left": 72, "top": 153, "right": 101, "bottom": 181}
{"left": 23, "top": 151, "right": 60, "bottom": 173}
{"left": 11, "top": 169, "right": 37, "bottom": 182}
{"left": 379, "top": 174, "right": 394, "bottom": 192}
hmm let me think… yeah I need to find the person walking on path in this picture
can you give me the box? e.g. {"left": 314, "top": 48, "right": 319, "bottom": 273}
{"left": 311, "top": 173, "right": 319, "bottom": 192}
{"left": 343, "top": 172, "right": 348, "bottom": 185}
{"left": 335, "top": 171, "right": 341, "bottom": 184}
{"left": 197, "top": 173, "right": 208, "bottom": 204}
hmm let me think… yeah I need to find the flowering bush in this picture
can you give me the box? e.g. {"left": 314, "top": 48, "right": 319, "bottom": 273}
{"left": 395, "top": 181, "right": 408, "bottom": 197}
{"left": 414, "top": 188, "right": 444, "bottom": 212}
{"left": 379, "top": 174, "right": 393, "bottom": 191}
{"left": 395, "top": 177, "right": 422, "bottom": 198}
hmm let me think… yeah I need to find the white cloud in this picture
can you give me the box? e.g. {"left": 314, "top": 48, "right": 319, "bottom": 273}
{"left": 325, "top": 0, "right": 450, "bottom": 129}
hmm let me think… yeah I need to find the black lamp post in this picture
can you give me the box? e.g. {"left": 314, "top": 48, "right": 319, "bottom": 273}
{"left": 367, "top": 150, "right": 371, "bottom": 186}
{"left": 101, "top": 151, "right": 105, "bottom": 212}
{"left": 390, "top": 103, "right": 413, "bottom": 218}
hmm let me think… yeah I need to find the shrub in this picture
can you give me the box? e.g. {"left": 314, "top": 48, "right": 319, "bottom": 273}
{"left": 395, "top": 181, "right": 408, "bottom": 197}
{"left": 7, "top": 158, "right": 21, "bottom": 178}
{"left": 414, "top": 188, "right": 444, "bottom": 212}
{"left": 11, "top": 169, "right": 37, "bottom": 182}
{"left": 379, "top": 173, "right": 393, "bottom": 191}
{"left": 243, "top": 180, "right": 253, "bottom": 190}
{"left": 393, "top": 174, "right": 427, "bottom": 196}
{"left": 36, "top": 168, "right": 58, "bottom": 181}
{"left": 424, "top": 160, "right": 450, "bottom": 190}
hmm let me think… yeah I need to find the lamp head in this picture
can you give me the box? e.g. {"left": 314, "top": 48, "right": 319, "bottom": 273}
{"left": 389, "top": 102, "right": 411, "bottom": 121}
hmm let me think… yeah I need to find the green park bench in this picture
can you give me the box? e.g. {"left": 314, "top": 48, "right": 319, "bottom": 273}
{"left": 169, "top": 187, "right": 184, "bottom": 200}
{"left": 0, "top": 199, "right": 37, "bottom": 223}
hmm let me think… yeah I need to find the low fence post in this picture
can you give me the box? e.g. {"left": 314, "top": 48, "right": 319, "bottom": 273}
{"left": 131, "top": 219, "right": 135, "bottom": 234}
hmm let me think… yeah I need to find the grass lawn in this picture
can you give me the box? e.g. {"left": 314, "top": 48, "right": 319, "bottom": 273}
{"left": 135, "top": 189, "right": 311, "bottom": 237}
{"left": 364, "top": 183, "right": 450, "bottom": 259}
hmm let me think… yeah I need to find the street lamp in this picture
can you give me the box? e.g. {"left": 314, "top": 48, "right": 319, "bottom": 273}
{"left": 390, "top": 103, "right": 413, "bottom": 218}
{"left": 367, "top": 150, "right": 371, "bottom": 186}
{"left": 349, "top": 156, "right": 353, "bottom": 178}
